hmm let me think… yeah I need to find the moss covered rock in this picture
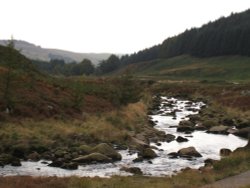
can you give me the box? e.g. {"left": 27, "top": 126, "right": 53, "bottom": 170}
{"left": 91, "top": 143, "right": 121, "bottom": 161}
{"left": 141, "top": 148, "right": 157, "bottom": 159}
{"left": 178, "top": 147, "right": 202, "bottom": 158}
{"left": 72, "top": 153, "right": 112, "bottom": 164}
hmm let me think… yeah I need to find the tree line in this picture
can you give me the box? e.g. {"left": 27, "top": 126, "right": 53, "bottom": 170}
{"left": 32, "top": 54, "right": 121, "bottom": 76}
{"left": 120, "top": 9, "right": 250, "bottom": 65}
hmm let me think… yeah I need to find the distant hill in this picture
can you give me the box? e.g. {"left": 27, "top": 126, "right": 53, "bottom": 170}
{"left": 119, "top": 9, "right": 250, "bottom": 65}
{"left": 0, "top": 40, "right": 111, "bottom": 65}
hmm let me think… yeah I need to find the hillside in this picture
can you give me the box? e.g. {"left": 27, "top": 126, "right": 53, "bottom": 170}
{"left": 117, "top": 55, "right": 250, "bottom": 81}
{"left": 0, "top": 40, "right": 111, "bottom": 65}
{"left": 0, "top": 44, "right": 138, "bottom": 119}
{"left": 125, "top": 9, "right": 250, "bottom": 63}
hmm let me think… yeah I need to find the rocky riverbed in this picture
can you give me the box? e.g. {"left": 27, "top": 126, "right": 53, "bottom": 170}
{"left": 0, "top": 96, "right": 248, "bottom": 177}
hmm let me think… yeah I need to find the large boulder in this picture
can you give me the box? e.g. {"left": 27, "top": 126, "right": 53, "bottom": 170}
{"left": 72, "top": 153, "right": 112, "bottom": 164}
{"left": 179, "top": 120, "right": 195, "bottom": 127}
{"left": 48, "top": 158, "right": 65, "bottom": 167}
{"left": 177, "top": 126, "right": 194, "bottom": 133}
{"left": 178, "top": 147, "right": 202, "bottom": 158}
{"left": 11, "top": 158, "right": 21, "bottom": 167}
{"left": 233, "top": 127, "right": 250, "bottom": 139}
{"left": 78, "top": 145, "right": 92, "bottom": 155}
{"left": 61, "top": 162, "right": 78, "bottom": 170}
{"left": 168, "top": 152, "right": 179, "bottom": 159}
{"left": 207, "top": 125, "right": 229, "bottom": 135}
{"left": 129, "top": 137, "right": 149, "bottom": 151}
{"left": 91, "top": 143, "right": 122, "bottom": 161}
{"left": 140, "top": 148, "right": 157, "bottom": 159}
{"left": 165, "top": 134, "right": 176, "bottom": 142}
{"left": 176, "top": 136, "right": 189, "bottom": 142}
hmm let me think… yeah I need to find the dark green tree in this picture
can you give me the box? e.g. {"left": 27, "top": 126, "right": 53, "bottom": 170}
{"left": 97, "top": 54, "right": 120, "bottom": 74}
{"left": 2, "top": 38, "right": 16, "bottom": 111}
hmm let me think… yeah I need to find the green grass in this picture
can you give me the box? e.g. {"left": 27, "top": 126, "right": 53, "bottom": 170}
{"left": 118, "top": 55, "right": 250, "bottom": 81}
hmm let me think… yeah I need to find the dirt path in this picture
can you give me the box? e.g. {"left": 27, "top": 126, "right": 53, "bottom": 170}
{"left": 202, "top": 171, "right": 250, "bottom": 188}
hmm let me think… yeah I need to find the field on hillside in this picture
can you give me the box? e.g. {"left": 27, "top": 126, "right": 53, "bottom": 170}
{"left": 119, "top": 55, "right": 250, "bottom": 81}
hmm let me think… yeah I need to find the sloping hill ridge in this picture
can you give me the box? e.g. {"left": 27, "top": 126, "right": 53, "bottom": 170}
{"left": 0, "top": 40, "right": 111, "bottom": 65}
{"left": 119, "top": 9, "right": 250, "bottom": 65}
{"left": 119, "top": 55, "right": 250, "bottom": 81}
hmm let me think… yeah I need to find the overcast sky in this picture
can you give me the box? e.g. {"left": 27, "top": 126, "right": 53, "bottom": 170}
{"left": 0, "top": 0, "right": 249, "bottom": 54}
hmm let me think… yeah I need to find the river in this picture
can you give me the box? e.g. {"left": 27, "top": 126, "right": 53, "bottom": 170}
{"left": 0, "top": 97, "right": 247, "bottom": 177}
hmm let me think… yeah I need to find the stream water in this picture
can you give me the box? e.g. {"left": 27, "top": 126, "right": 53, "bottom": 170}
{"left": 0, "top": 97, "right": 247, "bottom": 177}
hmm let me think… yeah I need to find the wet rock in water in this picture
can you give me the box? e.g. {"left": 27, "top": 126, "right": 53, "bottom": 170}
{"left": 156, "top": 142, "right": 162, "bottom": 146}
{"left": 120, "top": 166, "right": 143, "bottom": 175}
{"left": 140, "top": 148, "right": 157, "bottom": 159}
{"left": 207, "top": 125, "right": 229, "bottom": 135}
{"left": 178, "top": 147, "right": 202, "bottom": 158}
{"left": 168, "top": 152, "right": 179, "bottom": 159}
{"left": 165, "top": 134, "right": 176, "bottom": 142}
{"left": 188, "top": 114, "right": 201, "bottom": 123}
{"left": 11, "top": 159, "right": 21, "bottom": 167}
{"left": 61, "top": 162, "right": 78, "bottom": 170}
{"left": 177, "top": 126, "right": 194, "bottom": 133}
{"left": 169, "top": 126, "right": 178, "bottom": 128}
{"left": 133, "top": 156, "right": 143, "bottom": 163}
{"left": 72, "top": 153, "right": 112, "bottom": 164}
{"left": 220, "top": 148, "right": 232, "bottom": 156}
{"left": 130, "top": 137, "right": 149, "bottom": 151}
{"left": 27, "top": 152, "right": 40, "bottom": 161}
{"left": 91, "top": 143, "right": 122, "bottom": 161}
{"left": 114, "top": 144, "right": 128, "bottom": 150}
{"left": 179, "top": 120, "right": 195, "bottom": 127}
{"left": 233, "top": 127, "right": 250, "bottom": 139}
{"left": 48, "top": 158, "right": 65, "bottom": 167}
{"left": 176, "top": 136, "right": 188, "bottom": 142}
{"left": 194, "top": 124, "right": 207, "bottom": 131}
{"left": 227, "top": 128, "right": 238, "bottom": 134}
{"left": 148, "top": 119, "right": 157, "bottom": 127}
{"left": 186, "top": 108, "right": 199, "bottom": 112}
